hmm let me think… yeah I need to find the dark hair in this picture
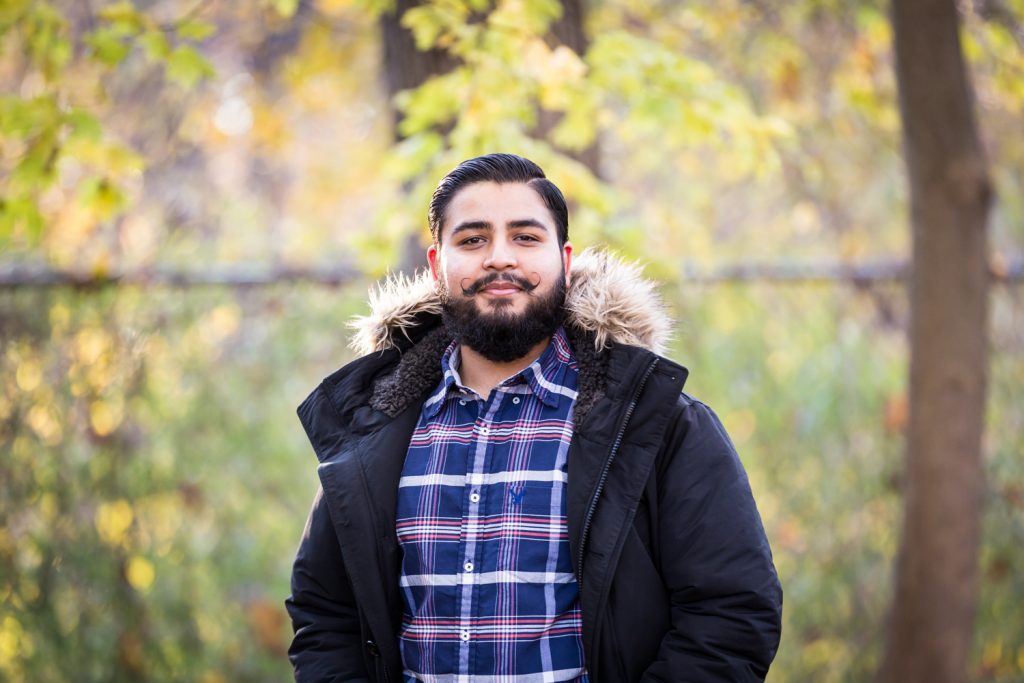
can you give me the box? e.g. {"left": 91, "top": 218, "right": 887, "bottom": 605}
{"left": 428, "top": 153, "right": 569, "bottom": 245}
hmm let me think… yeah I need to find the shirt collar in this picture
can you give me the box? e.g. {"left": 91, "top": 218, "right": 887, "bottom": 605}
{"left": 519, "top": 327, "right": 575, "bottom": 409}
{"left": 422, "top": 341, "right": 463, "bottom": 419}
{"left": 423, "top": 327, "right": 576, "bottom": 418}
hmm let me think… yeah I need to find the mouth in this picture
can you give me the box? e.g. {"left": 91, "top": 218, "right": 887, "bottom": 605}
{"left": 461, "top": 273, "right": 537, "bottom": 298}
{"left": 480, "top": 284, "right": 522, "bottom": 297}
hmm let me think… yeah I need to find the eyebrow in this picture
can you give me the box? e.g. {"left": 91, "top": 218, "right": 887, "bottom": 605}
{"left": 450, "top": 218, "right": 550, "bottom": 235}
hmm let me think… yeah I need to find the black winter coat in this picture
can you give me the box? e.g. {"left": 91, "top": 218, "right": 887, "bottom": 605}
{"left": 286, "top": 308, "right": 783, "bottom": 682}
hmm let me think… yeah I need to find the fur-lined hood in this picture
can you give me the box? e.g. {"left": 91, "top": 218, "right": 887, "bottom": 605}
{"left": 349, "top": 248, "right": 672, "bottom": 357}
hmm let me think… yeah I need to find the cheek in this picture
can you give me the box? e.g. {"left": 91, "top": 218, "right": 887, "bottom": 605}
{"left": 541, "top": 251, "right": 568, "bottom": 278}
{"left": 438, "top": 260, "right": 474, "bottom": 292}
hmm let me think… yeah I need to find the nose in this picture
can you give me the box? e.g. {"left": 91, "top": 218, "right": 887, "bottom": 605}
{"left": 483, "top": 239, "right": 517, "bottom": 270}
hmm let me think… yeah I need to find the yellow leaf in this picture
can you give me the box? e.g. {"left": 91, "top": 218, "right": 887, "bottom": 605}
{"left": 90, "top": 399, "right": 124, "bottom": 437}
{"left": 126, "top": 556, "right": 155, "bottom": 592}
{"left": 16, "top": 359, "right": 42, "bottom": 392}
{"left": 74, "top": 327, "right": 111, "bottom": 365}
{"left": 0, "top": 615, "right": 24, "bottom": 662}
{"left": 96, "top": 499, "right": 133, "bottom": 546}
{"left": 27, "top": 404, "right": 62, "bottom": 445}
{"left": 983, "top": 640, "right": 1003, "bottom": 670}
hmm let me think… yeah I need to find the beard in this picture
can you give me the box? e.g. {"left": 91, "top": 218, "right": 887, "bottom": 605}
{"left": 439, "top": 271, "right": 568, "bottom": 363}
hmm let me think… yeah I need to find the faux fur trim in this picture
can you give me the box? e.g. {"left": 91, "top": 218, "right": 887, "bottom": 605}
{"left": 349, "top": 247, "right": 671, "bottom": 356}
{"left": 564, "top": 249, "right": 671, "bottom": 355}
{"left": 348, "top": 271, "right": 442, "bottom": 357}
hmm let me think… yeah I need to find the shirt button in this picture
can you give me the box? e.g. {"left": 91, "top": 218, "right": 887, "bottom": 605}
{"left": 512, "top": 397, "right": 520, "bottom": 405}
{"left": 469, "top": 492, "right": 480, "bottom": 503}
{"left": 479, "top": 426, "right": 490, "bottom": 435}
{"left": 459, "top": 399, "right": 467, "bottom": 406}
{"left": 464, "top": 561, "right": 474, "bottom": 572}
{"left": 460, "top": 630, "right": 470, "bottom": 641}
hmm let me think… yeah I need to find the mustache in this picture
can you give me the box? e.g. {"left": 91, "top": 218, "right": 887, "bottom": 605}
{"left": 459, "top": 272, "right": 540, "bottom": 296}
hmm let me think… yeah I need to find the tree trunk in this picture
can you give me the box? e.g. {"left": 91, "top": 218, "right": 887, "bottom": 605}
{"left": 379, "top": 0, "right": 598, "bottom": 274}
{"left": 877, "top": 0, "right": 993, "bottom": 681}
{"left": 379, "top": 0, "right": 460, "bottom": 138}
{"left": 536, "top": 0, "right": 600, "bottom": 175}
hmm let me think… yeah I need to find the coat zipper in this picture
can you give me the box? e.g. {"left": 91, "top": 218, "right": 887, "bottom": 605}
{"left": 575, "top": 357, "right": 659, "bottom": 588}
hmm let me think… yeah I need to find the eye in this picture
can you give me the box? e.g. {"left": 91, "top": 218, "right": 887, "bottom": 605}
{"left": 459, "top": 236, "right": 485, "bottom": 246}
{"left": 514, "top": 233, "right": 540, "bottom": 242}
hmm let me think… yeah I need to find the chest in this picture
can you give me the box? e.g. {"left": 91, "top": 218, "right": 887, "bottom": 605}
{"left": 398, "top": 384, "right": 576, "bottom": 544}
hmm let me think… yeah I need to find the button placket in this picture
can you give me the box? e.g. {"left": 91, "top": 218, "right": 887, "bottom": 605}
{"left": 459, "top": 390, "right": 503, "bottom": 661}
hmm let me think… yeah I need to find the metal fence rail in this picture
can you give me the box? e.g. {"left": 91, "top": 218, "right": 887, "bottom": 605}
{"left": 0, "top": 257, "right": 1022, "bottom": 288}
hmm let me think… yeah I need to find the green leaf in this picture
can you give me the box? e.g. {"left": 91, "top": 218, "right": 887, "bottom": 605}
{"left": 9, "top": 133, "right": 59, "bottom": 193}
{"left": 396, "top": 69, "right": 468, "bottom": 136}
{"left": 66, "top": 109, "right": 103, "bottom": 141}
{"left": 176, "top": 18, "right": 216, "bottom": 42}
{"left": 270, "top": 0, "right": 299, "bottom": 19}
{"left": 0, "top": 95, "right": 60, "bottom": 137}
{"left": 98, "top": 1, "right": 145, "bottom": 35}
{"left": 41, "top": 37, "right": 72, "bottom": 78}
{"left": 138, "top": 29, "right": 170, "bottom": 61}
{"left": 86, "top": 27, "right": 132, "bottom": 66}
{"left": 0, "top": 196, "right": 44, "bottom": 244}
{"left": 0, "top": 0, "right": 32, "bottom": 33}
{"left": 550, "top": 106, "right": 597, "bottom": 151}
{"left": 355, "top": 0, "right": 394, "bottom": 18}
{"left": 383, "top": 132, "right": 445, "bottom": 181}
{"left": 78, "top": 177, "right": 126, "bottom": 219}
{"left": 165, "top": 45, "right": 214, "bottom": 88}
{"left": 401, "top": 6, "right": 446, "bottom": 51}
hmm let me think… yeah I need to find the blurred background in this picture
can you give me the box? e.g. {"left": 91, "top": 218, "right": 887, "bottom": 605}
{"left": 1, "top": 0, "right": 1022, "bottom": 680}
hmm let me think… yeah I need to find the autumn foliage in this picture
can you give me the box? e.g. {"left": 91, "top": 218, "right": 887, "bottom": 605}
{"left": 1, "top": 0, "right": 1023, "bottom": 681}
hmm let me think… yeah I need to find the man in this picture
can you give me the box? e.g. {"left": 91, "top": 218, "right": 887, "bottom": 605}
{"left": 286, "top": 153, "right": 782, "bottom": 682}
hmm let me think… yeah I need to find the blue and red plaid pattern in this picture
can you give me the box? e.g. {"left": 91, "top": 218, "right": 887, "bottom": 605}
{"left": 397, "top": 327, "right": 587, "bottom": 682}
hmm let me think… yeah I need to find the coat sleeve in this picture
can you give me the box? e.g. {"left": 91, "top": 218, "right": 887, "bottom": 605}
{"left": 641, "top": 396, "right": 783, "bottom": 682}
{"left": 286, "top": 485, "right": 372, "bottom": 683}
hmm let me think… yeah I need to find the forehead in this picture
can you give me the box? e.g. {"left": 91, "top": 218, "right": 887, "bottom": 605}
{"left": 443, "top": 181, "right": 552, "bottom": 232}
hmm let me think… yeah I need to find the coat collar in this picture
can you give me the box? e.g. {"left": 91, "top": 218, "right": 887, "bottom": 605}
{"left": 348, "top": 248, "right": 673, "bottom": 357}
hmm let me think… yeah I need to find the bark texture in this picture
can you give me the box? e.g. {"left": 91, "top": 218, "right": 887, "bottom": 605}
{"left": 536, "top": 0, "right": 600, "bottom": 174}
{"left": 878, "top": 0, "right": 993, "bottom": 681}
{"left": 379, "top": 0, "right": 459, "bottom": 123}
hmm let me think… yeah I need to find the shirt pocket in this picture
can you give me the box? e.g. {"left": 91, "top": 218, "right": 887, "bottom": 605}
{"left": 508, "top": 481, "right": 565, "bottom": 516}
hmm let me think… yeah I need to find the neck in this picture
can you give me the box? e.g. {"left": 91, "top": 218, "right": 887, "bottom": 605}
{"left": 458, "top": 337, "right": 551, "bottom": 398}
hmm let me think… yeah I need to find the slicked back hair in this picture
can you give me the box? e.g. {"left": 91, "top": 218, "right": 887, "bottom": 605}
{"left": 428, "top": 153, "right": 569, "bottom": 246}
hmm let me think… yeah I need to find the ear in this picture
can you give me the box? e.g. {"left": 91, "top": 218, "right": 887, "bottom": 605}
{"left": 562, "top": 241, "right": 573, "bottom": 286}
{"left": 427, "top": 244, "right": 440, "bottom": 282}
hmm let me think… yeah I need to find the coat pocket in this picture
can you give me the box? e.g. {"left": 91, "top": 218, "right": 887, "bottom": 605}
{"left": 603, "top": 526, "right": 671, "bottom": 681}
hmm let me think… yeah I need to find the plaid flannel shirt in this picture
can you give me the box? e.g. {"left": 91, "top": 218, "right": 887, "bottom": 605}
{"left": 396, "top": 327, "right": 588, "bottom": 682}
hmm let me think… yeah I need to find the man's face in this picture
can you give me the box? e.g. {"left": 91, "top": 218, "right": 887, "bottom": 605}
{"left": 427, "top": 181, "right": 573, "bottom": 362}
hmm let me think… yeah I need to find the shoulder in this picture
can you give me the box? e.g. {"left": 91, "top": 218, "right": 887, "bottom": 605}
{"left": 651, "top": 389, "right": 757, "bottom": 501}
{"left": 673, "top": 391, "right": 725, "bottom": 427}
{"left": 673, "top": 390, "right": 735, "bottom": 442}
